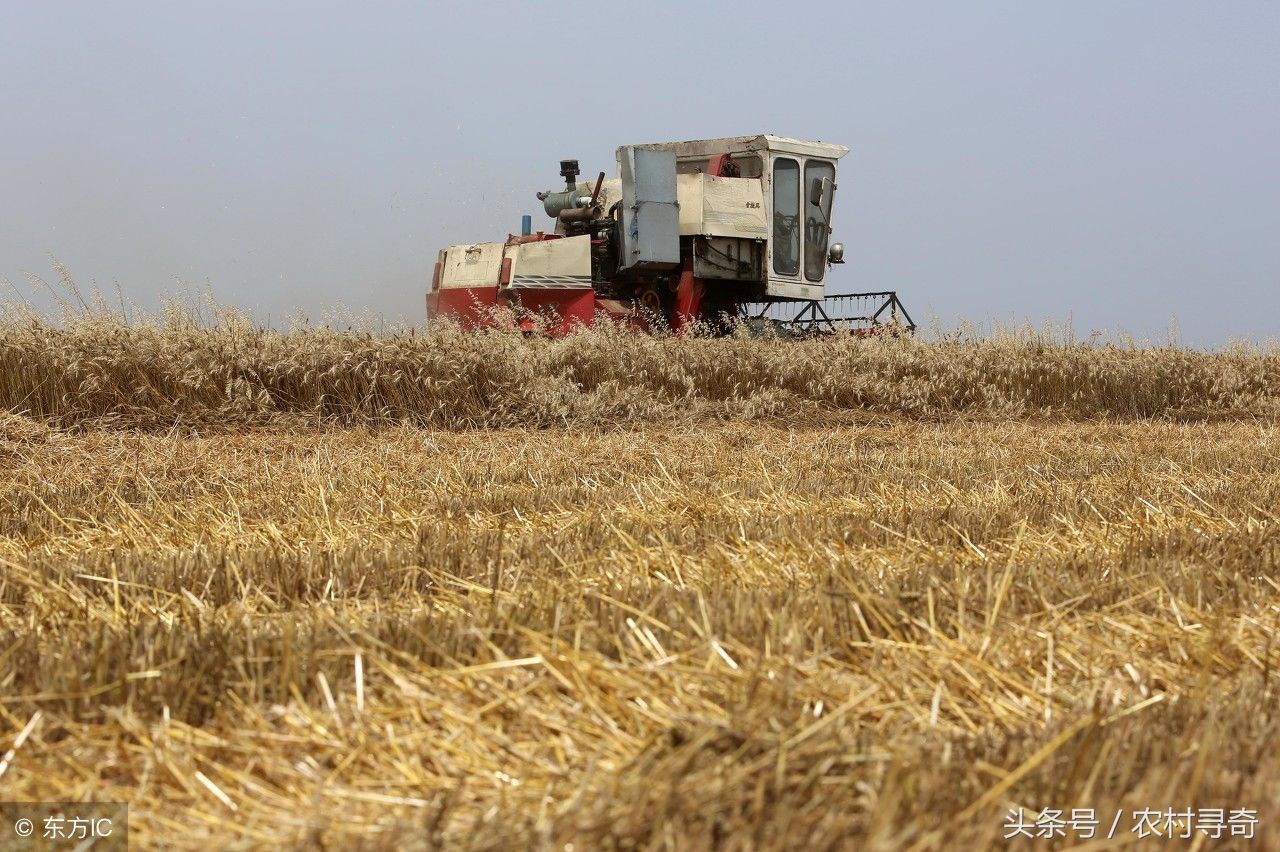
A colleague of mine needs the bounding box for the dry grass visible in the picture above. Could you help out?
[2,306,1278,428]
[0,310,1277,849]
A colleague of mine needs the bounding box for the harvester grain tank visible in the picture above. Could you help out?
[427,135,913,335]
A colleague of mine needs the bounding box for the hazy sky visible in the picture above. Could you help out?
[3,2,1277,345]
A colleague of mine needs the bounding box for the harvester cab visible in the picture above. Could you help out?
[427,134,913,336]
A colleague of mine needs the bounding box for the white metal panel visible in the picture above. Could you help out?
[675,174,767,238]
[764,278,825,300]
[508,235,592,289]
[618,147,681,271]
[440,242,504,290]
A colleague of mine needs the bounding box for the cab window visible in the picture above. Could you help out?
[804,160,835,281]
[772,158,800,275]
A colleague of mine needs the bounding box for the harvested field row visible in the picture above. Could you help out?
[1,413,1277,848]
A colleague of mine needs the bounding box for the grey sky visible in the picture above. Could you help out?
[3,2,1277,345]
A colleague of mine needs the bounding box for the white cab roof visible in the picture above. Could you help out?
[626,134,849,161]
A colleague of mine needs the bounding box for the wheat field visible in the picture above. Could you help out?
[0,307,1277,849]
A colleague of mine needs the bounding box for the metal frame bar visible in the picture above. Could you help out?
[741,291,917,336]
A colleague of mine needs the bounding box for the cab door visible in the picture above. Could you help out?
[765,156,825,300]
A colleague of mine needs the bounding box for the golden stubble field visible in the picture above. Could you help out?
[0,316,1278,849]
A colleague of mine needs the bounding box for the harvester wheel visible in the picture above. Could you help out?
[638,286,662,316]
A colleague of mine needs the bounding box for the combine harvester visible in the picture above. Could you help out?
[428,135,914,336]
